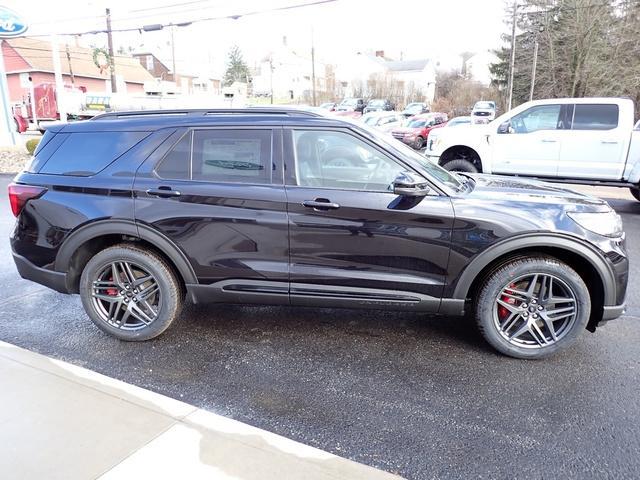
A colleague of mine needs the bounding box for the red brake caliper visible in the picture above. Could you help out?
[106,276,118,296]
[498,282,517,320]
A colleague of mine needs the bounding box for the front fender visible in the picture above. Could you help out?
[451,233,618,306]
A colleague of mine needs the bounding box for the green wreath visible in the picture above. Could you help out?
[92,47,112,74]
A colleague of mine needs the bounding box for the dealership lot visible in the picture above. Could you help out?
[0,174,638,479]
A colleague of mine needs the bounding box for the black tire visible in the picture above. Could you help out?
[443,158,478,173]
[80,244,183,341]
[630,187,640,202]
[475,256,590,359]
[413,136,425,150]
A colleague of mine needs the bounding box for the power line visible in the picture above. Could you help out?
[25,0,339,37]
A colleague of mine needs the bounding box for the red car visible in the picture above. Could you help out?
[390,113,448,149]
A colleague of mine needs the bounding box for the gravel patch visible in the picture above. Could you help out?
[0,148,30,174]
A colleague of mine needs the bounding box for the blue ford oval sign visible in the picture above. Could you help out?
[0,6,27,37]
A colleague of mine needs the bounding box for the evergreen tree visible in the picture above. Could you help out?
[223,45,251,87]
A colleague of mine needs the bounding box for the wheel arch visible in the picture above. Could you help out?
[438,145,483,172]
[55,220,198,293]
[453,234,615,331]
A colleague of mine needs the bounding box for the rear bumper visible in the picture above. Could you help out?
[12,253,69,294]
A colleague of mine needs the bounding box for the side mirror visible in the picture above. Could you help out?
[497,121,512,134]
[393,171,431,197]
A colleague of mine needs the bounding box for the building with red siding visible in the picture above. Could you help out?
[2,37,154,103]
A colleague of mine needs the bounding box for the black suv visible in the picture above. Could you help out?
[9,108,628,359]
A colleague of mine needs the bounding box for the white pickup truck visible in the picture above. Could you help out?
[426,97,640,201]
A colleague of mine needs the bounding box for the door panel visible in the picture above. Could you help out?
[284,128,454,311]
[558,103,629,180]
[133,128,289,299]
[491,104,563,176]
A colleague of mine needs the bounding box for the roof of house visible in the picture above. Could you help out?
[132,52,171,71]
[385,59,431,72]
[4,37,154,84]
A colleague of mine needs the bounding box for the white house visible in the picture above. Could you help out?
[465,51,499,86]
[251,37,327,101]
[336,51,437,105]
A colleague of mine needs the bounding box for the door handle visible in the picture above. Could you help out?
[146,186,181,198]
[601,140,619,144]
[302,199,340,210]
[540,139,557,143]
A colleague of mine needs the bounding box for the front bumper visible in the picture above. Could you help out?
[602,303,626,322]
[12,253,69,294]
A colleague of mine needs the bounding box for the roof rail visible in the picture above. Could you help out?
[91,107,324,120]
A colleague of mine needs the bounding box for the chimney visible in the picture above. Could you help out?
[375,50,384,58]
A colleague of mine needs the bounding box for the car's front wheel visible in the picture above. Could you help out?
[80,244,183,341]
[413,136,425,149]
[475,256,590,359]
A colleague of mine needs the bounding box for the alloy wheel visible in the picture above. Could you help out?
[493,273,578,349]
[90,261,161,330]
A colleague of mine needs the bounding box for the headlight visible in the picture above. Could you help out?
[567,211,623,237]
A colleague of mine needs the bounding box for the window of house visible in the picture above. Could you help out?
[292,130,404,191]
[146,55,154,71]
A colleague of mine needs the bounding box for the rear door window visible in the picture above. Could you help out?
[192,129,272,183]
[155,129,273,184]
[572,104,619,130]
[39,131,149,176]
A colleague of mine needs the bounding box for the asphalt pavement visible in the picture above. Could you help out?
[1,174,639,480]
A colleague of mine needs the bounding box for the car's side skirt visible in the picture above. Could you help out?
[186,279,466,315]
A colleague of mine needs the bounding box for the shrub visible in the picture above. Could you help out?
[25,138,40,155]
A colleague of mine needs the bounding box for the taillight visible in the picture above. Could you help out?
[8,183,47,217]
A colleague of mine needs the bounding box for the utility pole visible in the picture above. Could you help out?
[529,38,538,102]
[171,25,177,87]
[269,55,274,105]
[311,27,316,107]
[65,45,75,85]
[529,25,543,102]
[506,0,517,111]
[105,8,117,93]
[51,34,67,122]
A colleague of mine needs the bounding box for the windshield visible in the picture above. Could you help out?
[368,99,385,107]
[474,101,494,110]
[352,120,463,191]
[408,119,428,128]
[449,117,470,126]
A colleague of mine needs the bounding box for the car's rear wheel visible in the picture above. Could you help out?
[630,187,640,202]
[80,244,183,341]
[443,159,478,173]
[475,256,590,359]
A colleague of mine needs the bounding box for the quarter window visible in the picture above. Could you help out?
[572,104,619,130]
[292,130,404,191]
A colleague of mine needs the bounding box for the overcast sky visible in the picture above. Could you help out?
[7,0,508,76]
